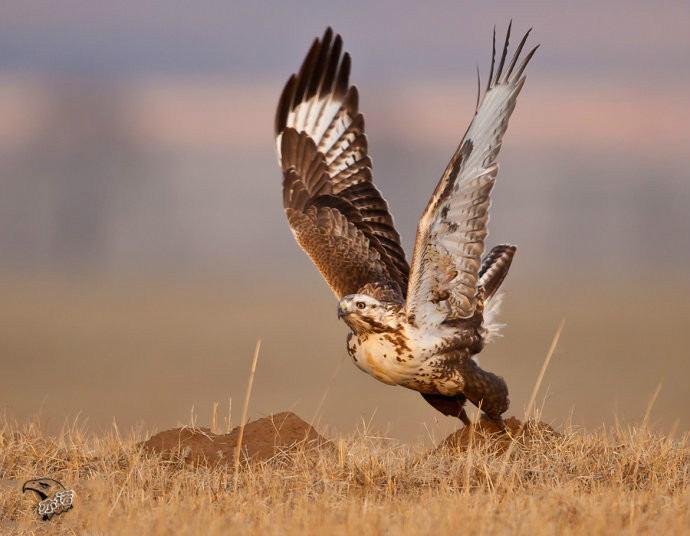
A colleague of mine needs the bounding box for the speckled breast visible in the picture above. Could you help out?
[346,331,419,386]
[345,324,471,395]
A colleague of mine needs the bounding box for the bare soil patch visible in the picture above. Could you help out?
[142,412,559,467]
[141,411,330,465]
[438,416,561,452]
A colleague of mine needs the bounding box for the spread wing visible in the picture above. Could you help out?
[405,23,538,324]
[275,28,409,301]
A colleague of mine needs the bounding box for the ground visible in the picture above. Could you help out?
[0,411,688,535]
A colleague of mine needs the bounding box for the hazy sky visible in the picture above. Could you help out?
[1,0,688,81]
[0,0,688,278]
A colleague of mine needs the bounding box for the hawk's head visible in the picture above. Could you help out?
[338,294,400,334]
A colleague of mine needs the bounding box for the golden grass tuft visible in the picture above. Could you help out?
[0,410,688,535]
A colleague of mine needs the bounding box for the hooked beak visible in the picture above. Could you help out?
[337,305,346,320]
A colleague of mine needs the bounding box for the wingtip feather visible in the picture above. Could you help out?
[487,26,497,92]
[494,21,512,84]
[512,44,539,80]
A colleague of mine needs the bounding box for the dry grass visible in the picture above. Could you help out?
[1,411,688,535]
[1,282,688,533]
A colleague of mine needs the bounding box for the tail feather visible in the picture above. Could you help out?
[483,291,505,343]
[479,244,516,343]
[479,244,516,299]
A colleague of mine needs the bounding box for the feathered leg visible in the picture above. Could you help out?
[420,393,472,425]
[457,357,509,430]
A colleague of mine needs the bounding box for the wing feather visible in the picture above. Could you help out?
[275,29,409,301]
[405,24,537,323]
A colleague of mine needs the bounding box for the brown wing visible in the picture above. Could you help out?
[405,24,537,324]
[276,28,409,301]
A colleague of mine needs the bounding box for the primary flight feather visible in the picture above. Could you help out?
[274,24,537,427]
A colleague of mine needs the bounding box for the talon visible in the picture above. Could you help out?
[481,412,507,432]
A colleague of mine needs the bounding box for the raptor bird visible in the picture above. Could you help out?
[274,24,537,427]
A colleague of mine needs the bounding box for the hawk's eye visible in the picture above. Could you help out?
[356,301,366,310]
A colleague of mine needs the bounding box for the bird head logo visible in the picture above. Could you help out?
[22,478,74,521]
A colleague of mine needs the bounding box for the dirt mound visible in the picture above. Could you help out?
[438,416,560,453]
[141,411,330,465]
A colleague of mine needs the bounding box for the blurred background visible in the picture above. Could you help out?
[1,0,688,443]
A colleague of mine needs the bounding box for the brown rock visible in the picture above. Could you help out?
[141,411,330,465]
[438,416,560,453]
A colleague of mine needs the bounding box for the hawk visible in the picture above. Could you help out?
[274,24,537,428]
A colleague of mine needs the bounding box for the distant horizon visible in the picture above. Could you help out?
[0,70,687,276]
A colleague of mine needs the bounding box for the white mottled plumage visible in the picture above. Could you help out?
[406,25,537,325]
[340,295,457,390]
[274,25,537,426]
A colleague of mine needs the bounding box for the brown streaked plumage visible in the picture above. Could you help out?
[274,24,537,428]
[276,27,408,302]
